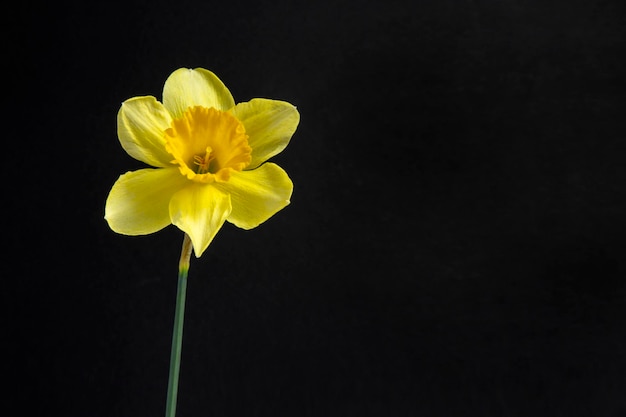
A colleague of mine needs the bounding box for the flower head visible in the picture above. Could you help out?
[105,68,299,257]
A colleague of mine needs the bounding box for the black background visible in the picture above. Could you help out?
[9,0,626,415]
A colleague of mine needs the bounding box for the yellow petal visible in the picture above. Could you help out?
[117,96,174,167]
[105,168,188,235]
[230,99,300,169]
[169,183,232,257]
[162,68,236,119]
[217,163,293,230]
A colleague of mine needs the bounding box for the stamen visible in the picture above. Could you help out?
[193,147,214,174]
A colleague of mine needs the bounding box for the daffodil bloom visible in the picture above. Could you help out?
[105,68,299,257]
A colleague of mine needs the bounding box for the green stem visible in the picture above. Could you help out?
[165,234,193,417]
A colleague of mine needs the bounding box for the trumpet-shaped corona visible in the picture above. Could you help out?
[165,106,252,183]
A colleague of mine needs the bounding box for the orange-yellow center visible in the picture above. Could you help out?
[164,106,251,183]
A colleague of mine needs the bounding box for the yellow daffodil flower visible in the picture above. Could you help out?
[105,68,299,257]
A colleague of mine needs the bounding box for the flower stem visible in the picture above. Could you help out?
[165,233,193,417]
